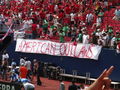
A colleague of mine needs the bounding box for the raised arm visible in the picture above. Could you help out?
[86,66,114,90]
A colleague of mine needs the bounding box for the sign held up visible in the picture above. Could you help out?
[15,39,102,60]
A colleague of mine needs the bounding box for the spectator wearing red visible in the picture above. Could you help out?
[39,9,46,20]
[19,63,28,79]
[31,12,38,23]
[71,2,80,13]
[63,16,71,25]
[64,5,71,15]
[58,10,64,20]
[32,23,38,39]
[48,3,55,13]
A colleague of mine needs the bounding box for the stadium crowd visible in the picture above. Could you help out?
[0,0,119,89]
[0,52,114,90]
[0,51,115,90]
[1,51,88,90]
[0,0,120,51]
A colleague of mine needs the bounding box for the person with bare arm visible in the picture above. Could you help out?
[86,66,114,90]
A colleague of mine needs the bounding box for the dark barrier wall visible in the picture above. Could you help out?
[6,41,120,81]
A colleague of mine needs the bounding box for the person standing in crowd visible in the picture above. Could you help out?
[68,81,77,90]
[0,15,3,30]
[36,61,42,86]
[59,79,65,90]
[113,7,120,20]
[20,56,26,66]
[86,11,94,26]
[19,63,28,79]
[82,29,90,44]
[2,51,9,61]
[10,64,18,82]
[25,58,32,81]
[32,23,38,39]
[32,59,38,82]
[77,30,83,43]
[71,30,77,42]
[2,58,8,80]
[19,63,35,90]
[59,30,65,43]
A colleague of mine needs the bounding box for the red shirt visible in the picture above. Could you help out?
[63,17,70,24]
[58,12,64,19]
[48,4,54,13]
[39,11,46,19]
[19,66,28,78]
[64,6,71,14]
[32,24,37,31]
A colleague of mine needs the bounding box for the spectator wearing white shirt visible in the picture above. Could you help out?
[0,15,3,30]
[22,18,33,31]
[82,30,90,44]
[96,17,102,27]
[95,29,102,37]
[25,59,32,80]
[20,56,26,66]
[113,7,120,20]
[110,36,116,49]
[59,79,65,90]
[86,12,94,25]
[101,32,107,46]
[2,51,9,61]
[70,12,76,24]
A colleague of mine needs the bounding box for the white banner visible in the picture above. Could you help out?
[15,39,102,60]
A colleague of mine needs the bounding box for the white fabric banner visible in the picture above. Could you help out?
[15,39,102,60]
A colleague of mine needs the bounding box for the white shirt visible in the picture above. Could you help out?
[95,31,102,37]
[23,20,33,29]
[25,61,31,70]
[23,82,35,90]
[54,5,58,11]
[82,34,89,44]
[20,58,25,66]
[2,53,9,61]
[70,13,75,21]
[111,37,115,47]
[96,17,101,26]
[86,13,94,22]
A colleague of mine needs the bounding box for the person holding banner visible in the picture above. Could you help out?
[59,30,65,43]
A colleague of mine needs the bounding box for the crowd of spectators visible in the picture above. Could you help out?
[1,51,90,89]
[0,51,115,89]
[0,51,64,84]
[0,52,56,89]
[0,0,120,50]
[0,51,89,90]
[0,1,119,90]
